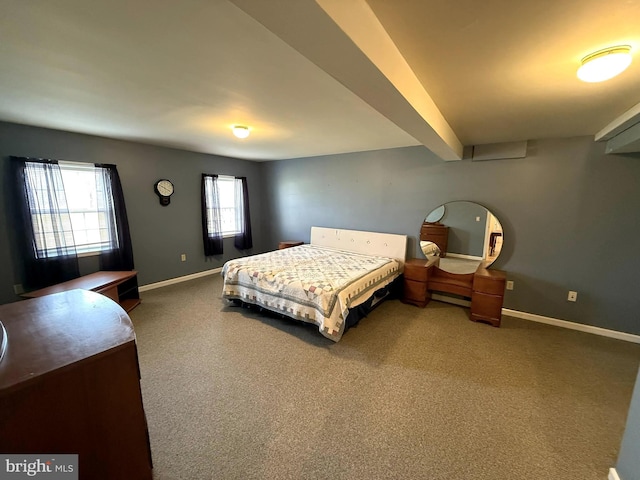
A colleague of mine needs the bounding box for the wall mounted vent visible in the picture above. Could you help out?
[470,141,528,161]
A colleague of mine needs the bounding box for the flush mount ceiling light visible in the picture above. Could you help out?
[232,125,250,139]
[577,45,632,83]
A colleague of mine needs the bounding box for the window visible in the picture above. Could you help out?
[216,175,241,236]
[204,175,242,237]
[202,174,252,256]
[26,161,119,257]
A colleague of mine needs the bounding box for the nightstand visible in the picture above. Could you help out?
[402,258,432,308]
[278,241,304,250]
[470,267,506,327]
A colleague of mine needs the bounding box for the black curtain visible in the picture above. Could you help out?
[10,156,80,290]
[96,164,135,271]
[234,176,253,250]
[201,174,223,256]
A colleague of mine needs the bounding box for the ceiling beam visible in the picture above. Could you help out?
[229,0,463,161]
[595,100,640,142]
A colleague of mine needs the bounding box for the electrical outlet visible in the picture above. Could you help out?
[181,254,187,262]
[568,291,578,302]
[13,284,24,295]
[506,280,514,291]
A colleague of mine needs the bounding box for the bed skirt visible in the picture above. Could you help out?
[226,276,403,335]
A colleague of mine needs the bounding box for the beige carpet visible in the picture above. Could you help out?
[129,274,640,480]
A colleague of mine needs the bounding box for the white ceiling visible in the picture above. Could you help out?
[0,0,639,161]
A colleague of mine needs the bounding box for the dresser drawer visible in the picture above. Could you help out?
[403,278,429,308]
[420,225,449,235]
[471,292,504,326]
[473,272,506,295]
[420,229,448,241]
[420,232,447,244]
[404,262,429,282]
[404,278,427,300]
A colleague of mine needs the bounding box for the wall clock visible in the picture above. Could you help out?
[154,179,174,206]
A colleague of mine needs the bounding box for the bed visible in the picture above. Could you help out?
[221,227,407,341]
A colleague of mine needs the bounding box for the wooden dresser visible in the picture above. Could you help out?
[420,223,449,257]
[0,290,153,479]
[402,261,507,327]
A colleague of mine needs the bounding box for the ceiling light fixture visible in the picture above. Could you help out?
[577,45,632,83]
[232,125,250,138]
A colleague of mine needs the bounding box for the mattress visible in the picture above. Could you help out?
[221,244,401,341]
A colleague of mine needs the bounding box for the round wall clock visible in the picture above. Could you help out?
[154,179,174,206]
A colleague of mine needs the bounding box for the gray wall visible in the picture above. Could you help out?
[440,201,486,257]
[0,122,269,303]
[261,137,640,335]
[617,365,640,480]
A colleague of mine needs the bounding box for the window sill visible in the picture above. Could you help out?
[77,250,102,258]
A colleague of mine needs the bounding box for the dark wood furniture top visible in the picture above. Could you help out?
[1,290,135,392]
[420,223,449,257]
[279,241,304,250]
[0,290,153,479]
[22,270,141,312]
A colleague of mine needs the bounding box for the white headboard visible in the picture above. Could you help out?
[310,226,407,270]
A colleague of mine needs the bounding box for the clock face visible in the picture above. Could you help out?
[156,179,174,196]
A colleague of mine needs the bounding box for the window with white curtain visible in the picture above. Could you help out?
[206,175,242,237]
[27,161,119,256]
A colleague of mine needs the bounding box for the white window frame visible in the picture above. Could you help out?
[30,161,118,257]
[213,175,241,238]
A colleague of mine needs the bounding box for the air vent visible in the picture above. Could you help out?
[471,141,528,161]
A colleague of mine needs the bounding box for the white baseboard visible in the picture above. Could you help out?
[430,295,640,344]
[502,309,640,344]
[139,267,222,292]
[609,467,621,480]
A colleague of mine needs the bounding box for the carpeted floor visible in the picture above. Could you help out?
[129,274,640,480]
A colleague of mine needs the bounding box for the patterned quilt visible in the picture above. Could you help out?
[221,244,401,341]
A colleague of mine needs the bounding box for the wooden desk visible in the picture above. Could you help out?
[22,270,141,312]
[0,290,153,479]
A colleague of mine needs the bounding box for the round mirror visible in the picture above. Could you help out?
[425,205,445,223]
[420,201,503,274]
